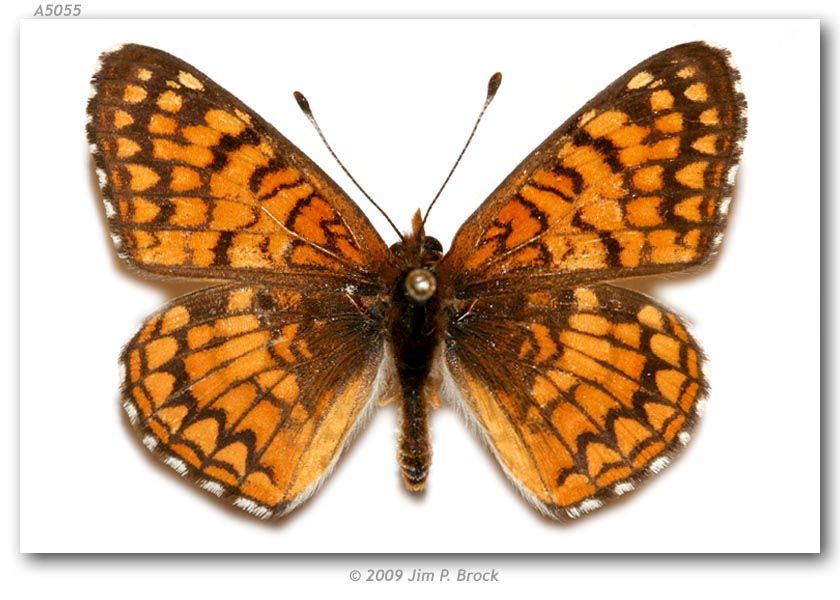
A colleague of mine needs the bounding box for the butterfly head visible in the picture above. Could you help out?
[388,210,444,303]
[389,210,443,265]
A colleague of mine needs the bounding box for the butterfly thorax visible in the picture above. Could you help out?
[385,212,445,491]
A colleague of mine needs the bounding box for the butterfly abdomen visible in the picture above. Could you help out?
[399,387,432,490]
[387,262,442,491]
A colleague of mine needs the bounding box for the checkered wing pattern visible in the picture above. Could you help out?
[121,283,389,518]
[88,45,396,518]
[443,284,705,519]
[439,42,746,293]
[439,42,745,519]
[87,44,389,284]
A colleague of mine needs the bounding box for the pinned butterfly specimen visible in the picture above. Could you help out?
[86,42,746,520]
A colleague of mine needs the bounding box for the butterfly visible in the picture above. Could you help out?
[86,41,746,521]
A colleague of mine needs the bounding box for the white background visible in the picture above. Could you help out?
[5,1,834,596]
[18,18,819,554]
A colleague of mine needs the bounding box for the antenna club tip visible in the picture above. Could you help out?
[293,91,312,115]
[487,72,503,98]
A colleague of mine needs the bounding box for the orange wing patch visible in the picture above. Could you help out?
[121,283,390,518]
[88,44,388,282]
[442,284,705,519]
[440,42,745,290]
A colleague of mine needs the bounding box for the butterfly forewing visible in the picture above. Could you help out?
[438,42,746,293]
[87,44,389,283]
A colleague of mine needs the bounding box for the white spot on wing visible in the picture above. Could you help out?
[95,167,107,188]
[122,400,138,425]
[565,498,603,519]
[613,481,635,496]
[695,398,707,416]
[200,480,225,497]
[104,200,116,218]
[678,431,692,445]
[233,497,273,519]
[89,143,98,155]
[142,435,158,451]
[726,165,740,185]
[649,456,671,474]
[165,456,188,476]
[719,197,732,216]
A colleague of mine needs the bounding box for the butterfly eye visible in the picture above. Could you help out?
[422,237,443,254]
[390,241,405,257]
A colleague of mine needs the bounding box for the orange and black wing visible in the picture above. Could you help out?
[87,44,389,284]
[441,284,705,519]
[121,283,392,518]
[438,42,745,519]
[438,42,746,293]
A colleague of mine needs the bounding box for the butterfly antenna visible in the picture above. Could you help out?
[422,72,502,227]
[294,91,404,242]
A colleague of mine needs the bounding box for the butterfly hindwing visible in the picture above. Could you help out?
[87,44,389,283]
[438,42,746,293]
[122,283,391,518]
[441,284,705,519]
